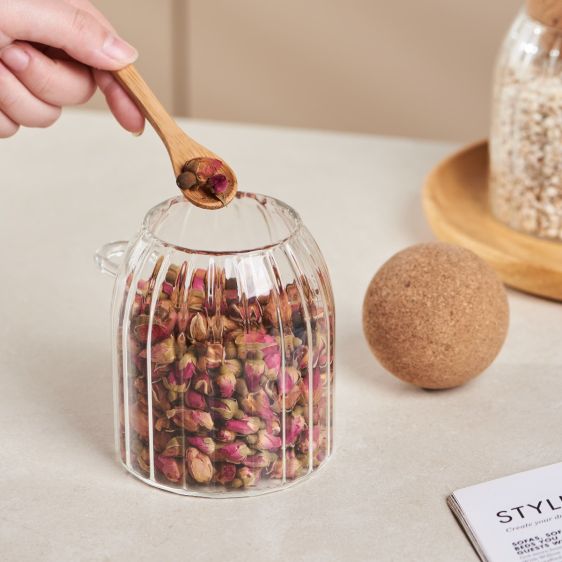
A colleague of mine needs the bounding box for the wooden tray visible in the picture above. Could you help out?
[422,141,562,301]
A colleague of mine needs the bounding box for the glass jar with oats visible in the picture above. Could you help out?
[490,0,562,241]
[95,193,335,497]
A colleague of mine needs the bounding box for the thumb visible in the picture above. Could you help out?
[1,0,137,70]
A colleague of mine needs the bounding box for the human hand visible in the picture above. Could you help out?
[0,0,145,138]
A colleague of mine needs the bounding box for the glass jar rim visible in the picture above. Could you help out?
[141,192,303,256]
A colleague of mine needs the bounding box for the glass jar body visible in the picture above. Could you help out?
[490,9,562,240]
[101,194,335,497]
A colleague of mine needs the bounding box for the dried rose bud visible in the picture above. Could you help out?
[165,265,179,284]
[244,451,277,469]
[220,359,242,378]
[270,450,303,480]
[216,428,237,443]
[155,455,184,483]
[176,352,197,382]
[225,340,237,359]
[214,463,237,485]
[189,313,208,342]
[277,383,302,412]
[153,430,171,453]
[192,371,213,395]
[162,436,186,457]
[205,342,224,369]
[177,303,189,333]
[155,415,171,431]
[237,466,261,487]
[215,441,252,463]
[186,447,214,484]
[137,447,150,473]
[264,351,281,379]
[216,370,236,398]
[131,405,149,439]
[225,415,261,435]
[175,332,187,356]
[286,414,306,446]
[176,170,198,191]
[278,367,300,393]
[152,382,172,411]
[185,389,207,410]
[163,370,188,394]
[186,436,216,455]
[235,377,249,398]
[230,478,243,489]
[169,407,214,432]
[139,335,176,365]
[241,390,274,420]
[191,268,206,291]
[162,281,174,297]
[244,359,265,391]
[209,397,239,420]
[255,429,282,451]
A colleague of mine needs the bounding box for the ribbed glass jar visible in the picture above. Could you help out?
[490,6,562,241]
[95,193,335,497]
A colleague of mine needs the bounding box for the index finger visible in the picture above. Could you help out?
[0,0,137,69]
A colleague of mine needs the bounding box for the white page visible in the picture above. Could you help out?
[450,463,562,562]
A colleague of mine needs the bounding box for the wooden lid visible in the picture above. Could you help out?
[527,0,562,29]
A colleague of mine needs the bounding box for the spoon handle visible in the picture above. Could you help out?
[113,65,204,175]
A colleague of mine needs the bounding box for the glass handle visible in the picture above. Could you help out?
[94,241,129,278]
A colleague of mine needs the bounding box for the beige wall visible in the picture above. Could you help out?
[89,0,521,141]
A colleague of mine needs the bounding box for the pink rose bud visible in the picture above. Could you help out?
[186,447,214,484]
[278,367,300,393]
[208,174,228,194]
[220,359,242,378]
[169,408,214,432]
[255,429,282,451]
[185,389,207,410]
[237,466,261,487]
[162,437,185,457]
[244,451,277,469]
[216,371,236,398]
[209,398,239,420]
[130,405,149,439]
[205,342,224,369]
[191,269,206,291]
[225,416,261,435]
[244,359,265,391]
[286,414,306,446]
[155,455,184,483]
[215,441,252,464]
[177,352,197,382]
[214,462,237,485]
[264,351,281,378]
[193,372,213,395]
[190,312,208,342]
[177,303,189,333]
[241,390,275,421]
[186,436,216,455]
[139,335,176,365]
[216,428,237,443]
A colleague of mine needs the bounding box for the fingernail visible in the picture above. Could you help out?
[102,35,138,63]
[1,46,30,72]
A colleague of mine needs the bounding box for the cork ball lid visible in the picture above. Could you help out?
[362,243,509,389]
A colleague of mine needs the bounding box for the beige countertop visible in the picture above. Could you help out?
[0,110,560,562]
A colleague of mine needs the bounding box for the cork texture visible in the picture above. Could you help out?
[362,243,509,389]
[527,0,562,29]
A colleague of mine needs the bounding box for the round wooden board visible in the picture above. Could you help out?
[422,141,562,301]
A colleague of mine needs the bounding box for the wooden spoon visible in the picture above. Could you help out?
[113,65,237,210]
